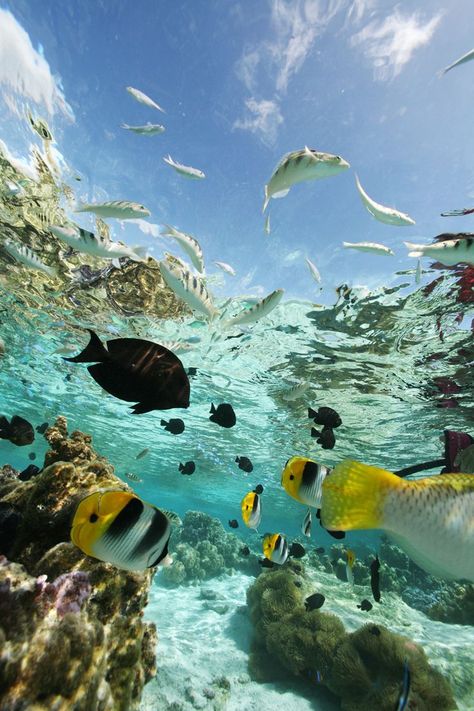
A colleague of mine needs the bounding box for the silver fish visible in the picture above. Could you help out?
[213,261,236,276]
[163,155,205,179]
[224,289,284,328]
[355,175,415,226]
[2,239,56,278]
[282,380,311,402]
[305,257,321,284]
[343,241,395,256]
[405,236,474,266]
[50,225,147,263]
[75,200,151,220]
[159,259,218,319]
[126,86,165,113]
[264,214,271,234]
[121,122,165,135]
[125,472,143,483]
[442,47,474,75]
[161,224,204,273]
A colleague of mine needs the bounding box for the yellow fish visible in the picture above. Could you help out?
[281,456,331,507]
[241,491,261,530]
[263,533,289,565]
[321,460,474,581]
[345,549,356,585]
[71,490,172,571]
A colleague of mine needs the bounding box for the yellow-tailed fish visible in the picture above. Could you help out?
[241,491,261,530]
[263,533,289,565]
[71,490,172,571]
[321,460,474,581]
[345,549,355,585]
[281,456,331,508]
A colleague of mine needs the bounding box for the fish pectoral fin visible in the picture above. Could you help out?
[272,189,290,199]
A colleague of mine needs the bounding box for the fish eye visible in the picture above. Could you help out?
[89,513,98,523]
[289,474,294,481]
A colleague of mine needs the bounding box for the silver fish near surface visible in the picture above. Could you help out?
[159,259,218,319]
[121,122,165,135]
[355,175,415,226]
[263,146,349,212]
[224,288,284,328]
[163,155,205,179]
[50,225,147,263]
[2,239,56,278]
[75,200,151,220]
[161,224,204,273]
[442,47,474,75]
[213,261,236,276]
[343,241,395,256]
[305,257,321,284]
[405,236,474,266]
[126,86,165,113]
[264,213,271,234]
[282,380,310,402]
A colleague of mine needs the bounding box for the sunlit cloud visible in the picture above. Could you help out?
[233,98,283,146]
[351,10,442,80]
[282,249,303,264]
[127,219,161,237]
[0,8,73,119]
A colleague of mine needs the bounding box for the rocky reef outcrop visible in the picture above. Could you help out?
[0,416,157,710]
[246,563,457,711]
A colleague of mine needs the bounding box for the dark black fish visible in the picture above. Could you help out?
[369,625,380,637]
[357,599,373,612]
[316,508,345,539]
[178,461,195,475]
[315,546,325,555]
[64,330,190,414]
[289,542,306,558]
[308,406,342,429]
[294,580,302,588]
[186,367,198,377]
[0,503,22,556]
[18,464,40,481]
[240,545,250,556]
[253,484,264,495]
[370,556,381,602]
[28,452,36,461]
[311,426,335,449]
[305,593,325,611]
[160,418,185,435]
[0,415,35,446]
[228,519,239,529]
[64,373,72,382]
[209,403,236,428]
[258,558,274,568]
[36,422,49,434]
[235,456,253,473]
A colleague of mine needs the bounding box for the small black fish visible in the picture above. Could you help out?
[28,452,36,461]
[64,373,72,382]
[308,406,342,429]
[36,422,49,434]
[0,503,22,556]
[370,555,381,603]
[160,418,185,435]
[187,367,198,377]
[228,519,239,529]
[316,508,346,539]
[357,599,373,612]
[64,330,190,414]
[289,542,306,558]
[369,625,380,637]
[235,456,253,473]
[294,580,302,588]
[258,558,274,568]
[18,464,40,481]
[253,484,264,495]
[315,546,325,555]
[311,426,335,449]
[240,545,250,556]
[305,593,325,611]
[209,403,236,428]
[0,415,35,446]
[178,461,195,475]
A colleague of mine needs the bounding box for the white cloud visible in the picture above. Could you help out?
[351,10,442,80]
[127,219,161,237]
[0,9,73,119]
[282,249,303,264]
[233,98,283,146]
[0,139,38,180]
[235,49,261,92]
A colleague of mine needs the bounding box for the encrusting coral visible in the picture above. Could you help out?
[0,417,157,710]
[246,563,457,711]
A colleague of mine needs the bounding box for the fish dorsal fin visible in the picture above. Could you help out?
[96,218,111,243]
[106,338,181,369]
[160,509,182,527]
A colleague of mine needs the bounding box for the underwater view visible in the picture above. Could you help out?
[0,1,473,709]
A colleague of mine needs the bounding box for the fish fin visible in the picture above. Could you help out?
[0,416,11,439]
[159,553,173,567]
[272,189,290,199]
[178,463,183,471]
[210,403,216,414]
[262,186,269,213]
[63,330,108,363]
[129,401,156,414]
[321,459,402,531]
[308,407,318,419]
[404,242,424,257]
[235,457,239,463]
[130,246,148,262]
[311,427,320,438]
[160,420,167,426]
[111,259,122,269]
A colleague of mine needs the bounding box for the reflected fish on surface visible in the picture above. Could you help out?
[305,257,321,284]
[302,509,312,537]
[179,461,195,475]
[2,239,57,278]
[163,155,205,179]
[320,459,474,581]
[235,456,253,473]
[121,122,165,135]
[282,380,310,402]
[135,448,149,460]
[126,86,165,112]
[263,533,289,565]
[159,260,218,319]
[71,490,172,571]
[224,288,284,328]
[355,175,415,226]
[442,47,474,74]
[209,403,236,428]
[50,224,148,263]
[0,415,34,446]
[75,200,150,220]
[311,426,335,449]
[213,261,236,276]
[345,549,355,585]
[241,491,261,530]
[343,241,395,256]
[161,224,204,273]
[308,406,341,429]
[415,259,422,284]
[305,592,325,610]
[64,330,190,414]
[405,235,474,266]
[263,147,350,212]
[160,418,185,435]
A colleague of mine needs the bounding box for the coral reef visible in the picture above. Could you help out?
[427,584,474,626]
[247,563,457,711]
[160,510,258,586]
[0,416,157,710]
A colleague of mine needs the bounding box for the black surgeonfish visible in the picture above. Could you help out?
[289,542,306,558]
[228,519,239,529]
[305,592,325,610]
[64,330,190,414]
[70,490,172,571]
[370,555,381,602]
[357,599,373,611]
[19,464,40,481]
[308,406,342,429]
[311,427,335,449]
[209,403,236,428]
[160,418,185,435]
[36,422,49,434]
[179,461,195,475]
[235,456,253,473]
[0,415,35,446]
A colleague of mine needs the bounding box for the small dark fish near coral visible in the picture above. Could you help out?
[289,542,306,558]
[308,406,342,429]
[18,464,40,481]
[396,659,411,711]
[179,461,195,475]
[64,330,190,414]
[258,558,274,568]
[235,455,253,473]
[71,490,173,571]
[240,545,250,556]
[28,452,36,461]
[160,418,185,435]
[0,415,35,446]
[357,599,373,612]
[209,403,236,428]
[36,421,49,434]
[305,592,325,610]
[228,519,239,529]
[253,484,264,495]
[311,426,335,449]
[370,555,381,602]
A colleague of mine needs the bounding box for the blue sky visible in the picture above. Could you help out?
[1,0,474,303]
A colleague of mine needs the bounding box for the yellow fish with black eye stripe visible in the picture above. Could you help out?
[71,490,173,571]
[281,456,331,508]
[241,491,261,530]
[263,533,289,565]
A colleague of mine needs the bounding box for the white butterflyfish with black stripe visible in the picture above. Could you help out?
[405,235,474,266]
[301,509,312,537]
[161,224,204,273]
[282,380,311,402]
[306,257,321,284]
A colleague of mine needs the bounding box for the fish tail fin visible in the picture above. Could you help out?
[311,427,320,438]
[210,403,216,414]
[178,463,183,472]
[0,416,11,439]
[63,330,108,363]
[235,457,239,463]
[404,242,424,258]
[308,407,318,419]
[321,459,403,531]
[262,186,270,214]
[160,420,167,426]
[130,401,154,414]
[130,246,148,262]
